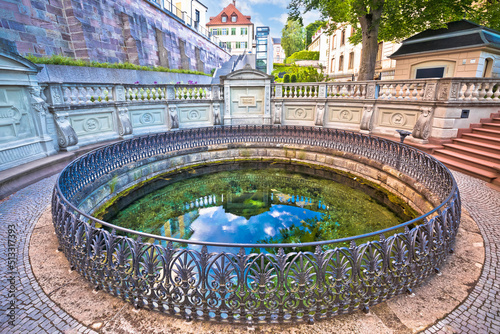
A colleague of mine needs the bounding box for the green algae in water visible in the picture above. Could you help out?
[108,168,412,251]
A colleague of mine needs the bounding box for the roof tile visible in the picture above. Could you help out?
[206,3,253,26]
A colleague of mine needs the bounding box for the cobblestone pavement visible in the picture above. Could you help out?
[423,171,500,334]
[0,171,498,333]
[0,175,94,334]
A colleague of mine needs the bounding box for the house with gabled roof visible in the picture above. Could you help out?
[206,1,254,55]
[390,20,500,79]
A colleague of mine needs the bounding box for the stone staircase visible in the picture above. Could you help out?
[432,112,500,186]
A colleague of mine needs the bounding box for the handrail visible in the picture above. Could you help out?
[55,125,457,248]
[52,125,461,324]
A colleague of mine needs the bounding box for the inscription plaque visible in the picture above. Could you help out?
[239,96,256,107]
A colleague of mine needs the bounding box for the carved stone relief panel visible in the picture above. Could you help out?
[70,112,114,137]
[377,108,419,130]
[0,87,36,143]
[285,105,315,121]
[130,108,165,128]
[178,104,210,123]
[328,107,362,124]
[230,87,265,115]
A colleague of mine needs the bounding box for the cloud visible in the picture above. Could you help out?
[270,13,288,26]
[302,9,323,26]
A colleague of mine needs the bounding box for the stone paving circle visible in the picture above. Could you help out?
[0,171,499,333]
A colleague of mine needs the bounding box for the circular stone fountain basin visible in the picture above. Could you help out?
[99,164,418,253]
[52,126,460,324]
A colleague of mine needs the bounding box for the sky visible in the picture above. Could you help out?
[201,0,322,39]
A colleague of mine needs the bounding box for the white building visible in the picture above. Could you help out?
[318,24,399,80]
[206,1,254,55]
[272,38,285,64]
[308,26,329,67]
[161,0,208,34]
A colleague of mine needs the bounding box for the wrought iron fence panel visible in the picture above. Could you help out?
[52,125,460,323]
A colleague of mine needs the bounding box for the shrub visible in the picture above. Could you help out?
[285,50,320,64]
[290,74,297,83]
[283,74,290,83]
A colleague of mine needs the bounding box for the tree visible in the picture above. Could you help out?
[288,0,500,81]
[305,20,327,46]
[281,19,305,59]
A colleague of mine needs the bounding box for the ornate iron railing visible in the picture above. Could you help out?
[52,125,460,324]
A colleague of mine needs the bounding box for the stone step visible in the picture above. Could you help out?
[452,138,500,155]
[433,149,500,174]
[472,127,500,138]
[461,133,500,145]
[482,122,500,130]
[491,118,500,124]
[433,155,498,183]
[442,143,500,164]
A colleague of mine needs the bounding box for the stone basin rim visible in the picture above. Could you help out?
[54,125,459,249]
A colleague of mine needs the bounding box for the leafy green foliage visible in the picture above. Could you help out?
[25,54,211,76]
[288,0,500,80]
[286,50,320,64]
[305,20,327,46]
[281,19,305,58]
[273,64,327,83]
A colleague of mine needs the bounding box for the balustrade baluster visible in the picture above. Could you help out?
[379,84,387,99]
[485,83,494,99]
[493,84,500,100]
[471,83,479,100]
[463,82,472,100]
[478,83,487,101]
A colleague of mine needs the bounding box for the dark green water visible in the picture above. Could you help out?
[108,168,412,251]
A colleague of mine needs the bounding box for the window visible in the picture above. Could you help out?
[235,42,241,49]
[195,10,200,22]
[331,58,335,72]
[221,15,227,22]
[222,28,228,35]
[483,58,494,77]
[257,44,267,52]
[350,26,355,36]
[416,67,445,79]
[331,35,336,50]
[231,28,236,35]
[217,28,222,35]
[231,15,237,22]
[348,52,354,70]
[241,41,247,48]
[339,55,344,71]
[241,27,247,35]
[341,30,345,45]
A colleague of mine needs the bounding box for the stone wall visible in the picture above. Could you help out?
[0,0,230,72]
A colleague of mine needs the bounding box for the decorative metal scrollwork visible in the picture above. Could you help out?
[52,125,460,324]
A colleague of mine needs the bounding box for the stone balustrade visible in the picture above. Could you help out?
[38,75,500,156]
[3,57,499,173]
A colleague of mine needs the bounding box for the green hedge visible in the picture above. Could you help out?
[272,64,326,83]
[25,54,211,76]
[285,50,320,64]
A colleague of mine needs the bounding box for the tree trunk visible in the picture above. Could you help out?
[357,7,384,81]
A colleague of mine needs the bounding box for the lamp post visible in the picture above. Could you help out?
[396,129,411,170]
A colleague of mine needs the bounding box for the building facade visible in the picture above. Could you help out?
[390,20,500,79]
[273,38,285,64]
[312,24,399,81]
[160,0,207,33]
[255,27,273,75]
[206,1,254,55]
